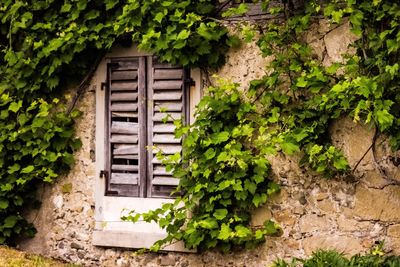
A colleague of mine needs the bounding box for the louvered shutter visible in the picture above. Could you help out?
[106,58,146,197]
[146,57,188,198]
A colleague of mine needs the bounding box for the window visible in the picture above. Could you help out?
[93,48,201,251]
[104,56,188,198]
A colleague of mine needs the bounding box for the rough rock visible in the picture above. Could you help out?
[303,235,364,256]
[299,214,331,233]
[324,21,359,64]
[354,185,400,222]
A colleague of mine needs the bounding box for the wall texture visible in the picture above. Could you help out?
[18,21,400,267]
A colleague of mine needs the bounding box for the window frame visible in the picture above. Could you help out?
[92,46,201,251]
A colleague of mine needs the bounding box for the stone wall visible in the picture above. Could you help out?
[18,21,400,267]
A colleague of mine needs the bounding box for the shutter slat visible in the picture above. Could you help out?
[153,112,182,121]
[112,165,138,171]
[152,156,162,164]
[153,91,182,101]
[110,173,138,185]
[154,102,183,111]
[113,144,138,154]
[111,135,138,144]
[153,81,183,90]
[111,112,138,118]
[111,93,138,101]
[153,134,181,144]
[111,70,138,81]
[153,166,172,175]
[111,122,138,134]
[152,177,180,186]
[152,61,178,69]
[154,145,182,154]
[112,60,139,70]
[111,82,138,91]
[110,103,138,112]
[153,69,183,80]
[153,123,176,133]
[113,154,138,160]
[152,156,181,164]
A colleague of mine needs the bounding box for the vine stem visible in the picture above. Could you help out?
[352,126,378,173]
[67,53,105,114]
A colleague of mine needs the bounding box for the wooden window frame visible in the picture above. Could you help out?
[93,47,201,251]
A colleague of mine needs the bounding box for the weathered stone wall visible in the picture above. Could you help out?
[18,21,400,267]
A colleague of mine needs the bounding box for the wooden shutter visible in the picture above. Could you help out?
[105,58,147,197]
[146,57,188,198]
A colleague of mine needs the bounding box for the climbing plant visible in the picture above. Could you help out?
[124,0,400,251]
[0,0,231,244]
[1,0,399,252]
[123,80,282,251]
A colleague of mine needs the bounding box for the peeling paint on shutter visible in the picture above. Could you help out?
[146,57,188,198]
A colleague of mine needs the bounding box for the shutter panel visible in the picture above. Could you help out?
[146,57,188,198]
[106,58,146,197]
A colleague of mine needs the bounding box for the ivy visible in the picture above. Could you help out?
[123,80,282,252]
[126,0,400,251]
[0,0,232,244]
[0,0,399,253]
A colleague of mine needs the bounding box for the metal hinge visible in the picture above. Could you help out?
[185,78,195,87]
[101,82,107,91]
[99,170,108,179]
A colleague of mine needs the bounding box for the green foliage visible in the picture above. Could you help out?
[1,0,400,253]
[123,80,282,251]
[246,0,400,176]
[0,0,231,244]
[125,0,400,252]
[272,247,400,267]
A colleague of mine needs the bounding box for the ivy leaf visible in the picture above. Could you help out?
[0,200,9,210]
[280,142,300,155]
[213,209,228,220]
[198,218,218,229]
[267,182,280,196]
[8,101,22,113]
[244,180,257,194]
[204,148,216,160]
[211,132,229,144]
[177,30,190,40]
[234,225,252,238]
[217,224,231,240]
[333,156,349,170]
[375,109,394,131]
[7,164,20,174]
[105,0,118,10]
[217,152,229,162]
[263,220,279,235]
[21,165,34,174]
[222,3,248,18]
[252,193,267,207]
[295,76,308,88]
[3,216,18,228]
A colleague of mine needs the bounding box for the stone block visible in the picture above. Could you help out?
[251,207,272,226]
[274,210,296,227]
[316,199,337,214]
[354,185,400,222]
[159,255,176,266]
[388,224,400,237]
[337,216,370,232]
[299,214,331,233]
[324,21,359,63]
[303,235,363,256]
